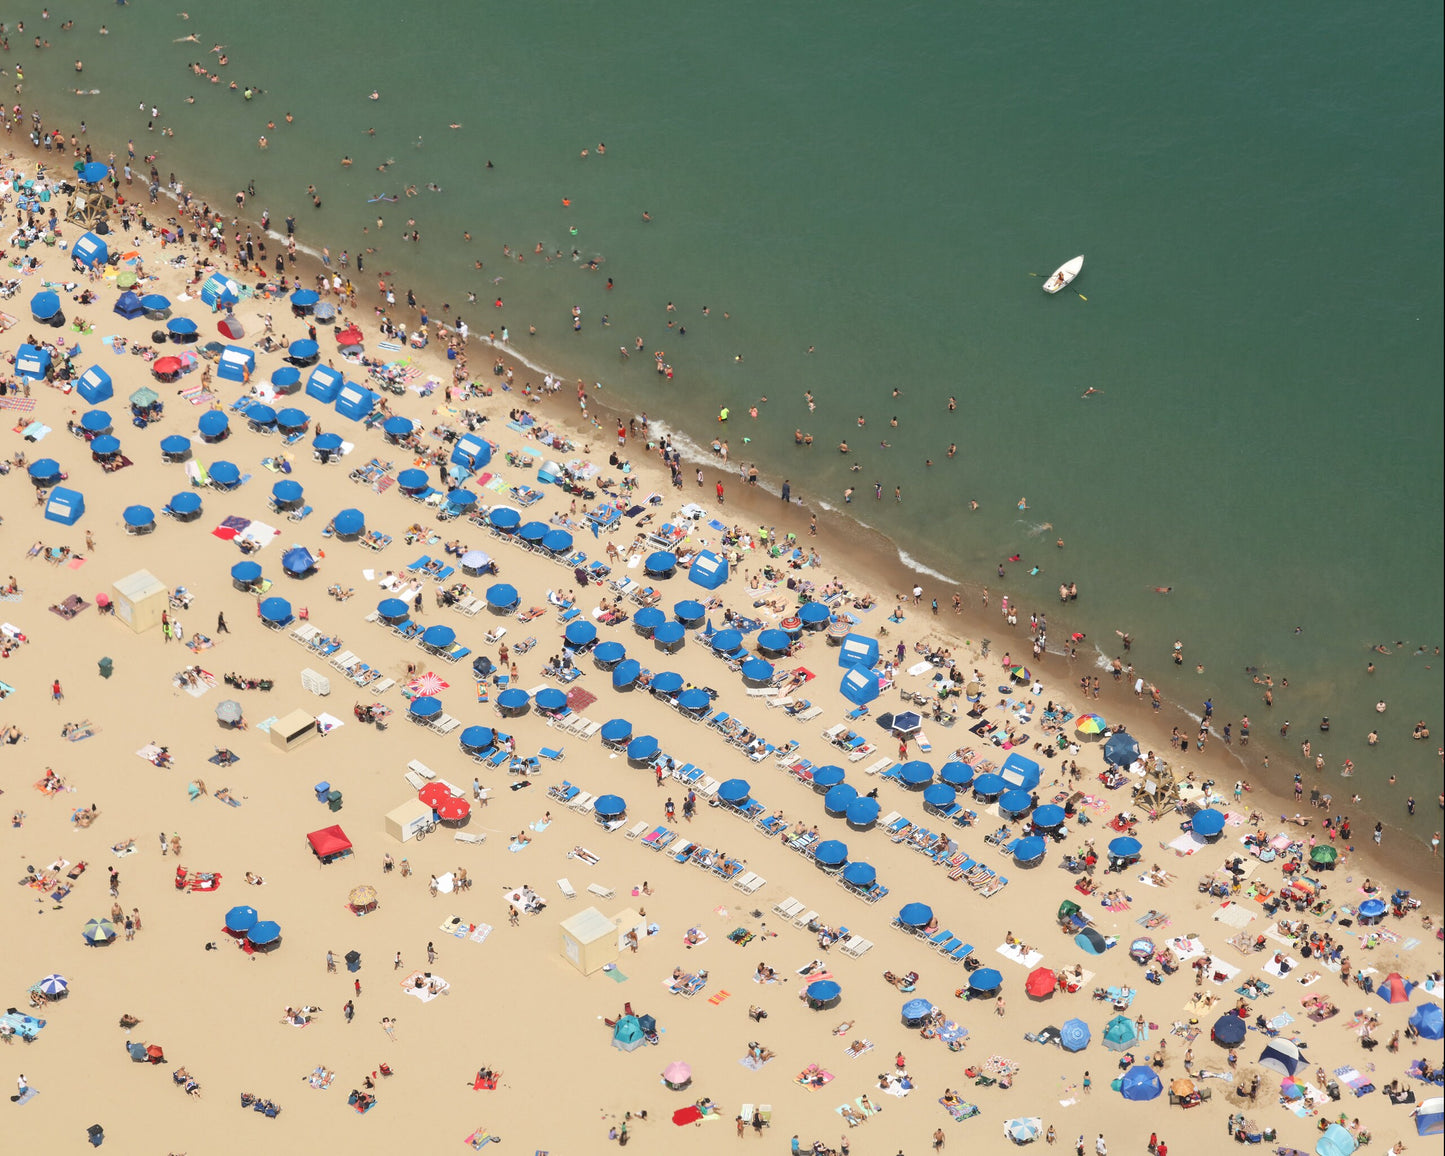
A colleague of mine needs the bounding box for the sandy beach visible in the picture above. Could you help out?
[0,133,1441,1156]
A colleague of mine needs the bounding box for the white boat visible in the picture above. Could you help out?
[1043,255,1084,294]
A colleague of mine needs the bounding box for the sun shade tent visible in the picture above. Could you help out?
[77,365,114,403]
[73,231,109,268]
[1317,1123,1359,1156]
[306,825,353,863]
[837,633,879,669]
[1102,1014,1137,1050]
[1414,1098,1444,1137]
[305,363,343,402]
[687,549,728,589]
[15,344,52,382]
[43,486,85,526]
[200,273,242,307]
[216,345,255,382]
[333,381,378,421]
[113,290,145,320]
[840,666,882,705]
[452,432,491,470]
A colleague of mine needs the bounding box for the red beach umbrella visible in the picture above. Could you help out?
[1025,966,1058,999]
[418,782,452,810]
[337,325,364,347]
[152,356,183,377]
[435,796,471,823]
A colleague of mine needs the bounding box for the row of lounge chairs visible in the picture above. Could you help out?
[287,623,397,695]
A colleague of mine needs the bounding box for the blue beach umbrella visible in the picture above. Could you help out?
[898,760,934,788]
[542,529,573,555]
[823,784,858,814]
[845,797,880,828]
[166,316,198,336]
[901,998,934,1023]
[534,687,568,713]
[594,795,627,819]
[813,840,848,868]
[281,546,315,575]
[122,505,155,529]
[160,434,191,458]
[486,583,519,610]
[710,628,743,653]
[643,550,676,577]
[197,410,229,440]
[756,628,791,656]
[611,659,641,688]
[923,782,957,810]
[1119,1066,1162,1101]
[382,414,414,439]
[626,735,660,762]
[397,468,429,492]
[676,687,710,714]
[409,696,443,719]
[258,597,292,624]
[459,725,494,752]
[1014,835,1048,864]
[225,905,258,934]
[740,657,774,684]
[82,917,117,944]
[653,621,686,651]
[209,460,241,487]
[246,921,282,947]
[275,407,310,431]
[841,861,876,888]
[972,773,1006,800]
[633,606,666,635]
[600,719,633,744]
[1191,809,1226,840]
[421,624,456,650]
[231,561,263,586]
[140,293,171,313]
[1031,803,1066,831]
[377,597,408,622]
[1359,897,1387,920]
[799,600,832,629]
[518,520,548,544]
[272,479,303,506]
[716,778,751,804]
[290,289,319,308]
[897,902,932,929]
[1061,1018,1092,1052]
[246,404,278,428]
[168,491,201,517]
[332,508,366,537]
[270,365,301,389]
[90,434,121,457]
[1211,1013,1247,1047]
[650,671,684,696]
[489,506,520,530]
[28,458,62,483]
[81,409,112,433]
[80,161,110,184]
[939,761,974,788]
[811,765,846,790]
[497,687,530,713]
[287,339,319,363]
[968,968,1004,997]
[593,640,626,667]
[806,980,841,1004]
[1108,836,1142,859]
[566,621,599,648]
[999,789,1034,818]
[1104,732,1141,767]
[312,432,343,454]
[673,599,705,626]
[31,290,61,320]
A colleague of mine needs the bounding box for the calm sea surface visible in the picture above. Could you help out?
[17,1,1443,839]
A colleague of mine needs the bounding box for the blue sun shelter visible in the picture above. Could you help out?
[77,364,114,404]
[72,231,109,270]
[837,633,879,670]
[15,344,52,383]
[451,432,492,473]
[43,485,86,526]
[688,549,729,590]
[305,363,343,403]
[841,666,883,706]
[999,752,1041,792]
[217,345,255,383]
[200,273,241,309]
[333,380,377,422]
[113,290,145,320]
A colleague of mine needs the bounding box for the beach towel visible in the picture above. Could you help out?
[707,990,731,1005]
[996,943,1044,968]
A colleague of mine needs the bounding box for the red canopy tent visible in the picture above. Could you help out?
[307,824,353,864]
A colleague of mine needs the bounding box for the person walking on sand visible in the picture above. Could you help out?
[354,978,361,996]
[393,951,403,970]
[216,611,228,633]
[326,950,336,973]
[52,679,64,702]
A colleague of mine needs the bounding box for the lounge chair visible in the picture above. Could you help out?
[557,877,577,899]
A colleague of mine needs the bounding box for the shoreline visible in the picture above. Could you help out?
[8,115,1440,898]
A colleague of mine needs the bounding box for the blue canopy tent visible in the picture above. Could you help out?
[716,779,750,805]
[15,344,52,382]
[333,382,377,421]
[258,597,293,626]
[594,795,627,820]
[840,666,883,706]
[740,657,774,685]
[397,468,429,494]
[200,273,241,308]
[287,340,320,367]
[534,687,568,714]
[968,968,1004,997]
[113,291,146,320]
[272,479,303,509]
[756,628,791,656]
[122,505,155,533]
[710,628,743,654]
[923,782,956,812]
[160,434,191,462]
[675,687,710,715]
[217,345,256,383]
[1102,1015,1137,1051]
[837,633,879,669]
[246,404,278,430]
[409,696,443,720]
[687,549,729,590]
[1060,1018,1091,1052]
[813,840,848,868]
[167,491,202,521]
[332,508,366,539]
[798,600,832,630]
[72,231,109,269]
[31,290,61,321]
[939,761,975,789]
[611,659,642,688]
[496,688,531,716]
[901,998,934,1026]
[841,861,876,889]
[541,529,573,555]
[1119,1066,1162,1101]
[673,599,706,628]
[486,583,519,612]
[376,597,409,623]
[208,460,241,489]
[451,432,492,471]
[650,672,684,696]
[897,902,933,930]
[999,789,1034,818]
[634,606,667,636]
[1414,1099,1444,1138]
[459,726,495,753]
[599,719,633,745]
[43,486,85,525]
[972,773,1006,801]
[275,407,310,433]
[1104,732,1141,768]
[644,551,677,579]
[1211,1012,1247,1047]
[1190,809,1226,841]
[898,760,934,788]
[845,796,880,828]
[592,641,626,668]
[77,365,114,404]
[80,409,112,434]
[811,765,846,791]
[305,363,343,403]
[140,293,171,315]
[999,752,1041,791]
[197,410,229,443]
[565,620,598,649]
[1014,835,1048,864]
[626,736,660,763]
[166,316,198,340]
[1031,803,1066,831]
[281,546,317,577]
[823,784,858,816]
[231,561,263,590]
[653,621,686,652]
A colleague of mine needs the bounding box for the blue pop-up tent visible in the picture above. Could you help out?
[15,344,52,382]
[217,345,255,383]
[305,363,343,403]
[837,633,879,669]
[333,381,377,421]
[200,273,241,308]
[282,546,317,577]
[451,432,492,471]
[73,231,109,269]
[43,486,85,525]
[113,290,146,319]
[840,666,882,705]
[77,365,114,404]
[999,752,1041,792]
[688,550,729,590]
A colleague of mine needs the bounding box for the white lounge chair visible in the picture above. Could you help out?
[557,877,577,899]
[587,882,615,899]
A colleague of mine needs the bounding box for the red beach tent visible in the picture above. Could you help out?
[307,825,353,864]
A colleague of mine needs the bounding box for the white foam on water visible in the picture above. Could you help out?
[896,549,959,586]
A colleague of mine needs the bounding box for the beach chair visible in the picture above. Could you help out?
[453,831,485,845]
[579,720,601,742]
[587,883,615,900]
[539,745,565,761]
[624,821,649,840]
[286,504,313,523]
[484,625,507,645]
[766,695,794,710]
[370,677,395,696]
[947,941,974,962]
[735,872,766,894]
[569,791,595,814]
[772,897,804,919]
[289,623,319,645]
[431,715,461,736]
[795,706,823,722]
[841,936,873,958]
[407,759,436,780]
[557,878,577,899]
[327,650,357,673]
[793,909,818,930]
[403,770,428,791]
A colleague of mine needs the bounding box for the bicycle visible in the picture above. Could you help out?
[412,817,437,841]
